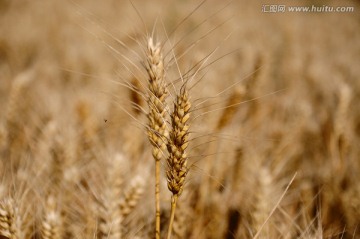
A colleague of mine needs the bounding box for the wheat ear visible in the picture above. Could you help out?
[166,87,191,239]
[252,166,274,237]
[0,199,18,239]
[120,176,144,217]
[145,37,168,239]
[97,154,125,239]
[41,196,62,239]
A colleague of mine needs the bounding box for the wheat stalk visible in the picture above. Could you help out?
[145,37,168,239]
[166,86,191,239]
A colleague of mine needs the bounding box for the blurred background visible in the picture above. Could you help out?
[0,0,359,238]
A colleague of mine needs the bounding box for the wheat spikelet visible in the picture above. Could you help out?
[145,37,168,239]
[0,199,18,239]
[41,196,62,239]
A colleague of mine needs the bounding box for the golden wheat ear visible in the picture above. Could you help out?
[166,85,191,239]
[144,37,169,239]
[166,87,191,196]
[145,37,168,159]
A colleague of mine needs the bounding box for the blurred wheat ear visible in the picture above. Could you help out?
[41,196,63,239]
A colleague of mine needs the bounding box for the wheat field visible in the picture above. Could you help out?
[0,0,359,238]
